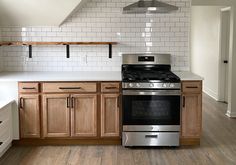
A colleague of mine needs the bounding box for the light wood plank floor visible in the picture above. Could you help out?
[1,94,236,165]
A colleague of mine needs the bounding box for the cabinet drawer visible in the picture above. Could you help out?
[0,120,11,142]
[0,121,11,154]
[0,107,10,122]
[182,81,202,93]
[0,119,10,134]
[101,83,120,93]
[19,83,39,93]
[42,83,97,93]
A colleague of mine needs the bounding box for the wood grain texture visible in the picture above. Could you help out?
[182,81,202,93]
[181,81,202,143]
[0,41,118,46]
[3,94,236,165]
[101,83,120,93]
[19,94,40,138]
[181,94,202,138]
[101,94,120,137]
[18,83,40,93]
[42,94,70,138]
[42,82,97,93]
[71,94,97,137]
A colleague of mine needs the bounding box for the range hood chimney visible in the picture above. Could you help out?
[123,0,178,14]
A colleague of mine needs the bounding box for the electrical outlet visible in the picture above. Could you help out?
[81,54,87,64]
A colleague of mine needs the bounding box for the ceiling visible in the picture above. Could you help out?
[0,0,86,26]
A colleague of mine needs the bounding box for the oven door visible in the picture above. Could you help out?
[122,90,180,125]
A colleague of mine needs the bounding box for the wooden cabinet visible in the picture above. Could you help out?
[19,94,40,138]
[182,94,202,138]
[101,94,120,137]
[181,81,202,145]
[100,82,120,138]
[71,94,97,137]
[18,81,121,144]
[42,94,70,138]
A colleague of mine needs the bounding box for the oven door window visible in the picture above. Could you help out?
[123,95,180,125]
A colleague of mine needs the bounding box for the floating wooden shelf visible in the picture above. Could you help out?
[0,41,118,58]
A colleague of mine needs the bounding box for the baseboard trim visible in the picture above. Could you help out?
[226,111,236,118]
[12,139,122,146]
[203,87,219,101]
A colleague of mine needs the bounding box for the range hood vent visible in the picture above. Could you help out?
[123,0,178,14]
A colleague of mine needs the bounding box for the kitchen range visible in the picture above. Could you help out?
[122,54,181,147]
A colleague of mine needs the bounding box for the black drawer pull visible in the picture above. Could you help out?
[145,135,158,138]
[105,87,117,89]
[59,87,81,90]
[186,86,198,89]
[22,87,36,90]
[0,142,3,146]
[0,121,2,124]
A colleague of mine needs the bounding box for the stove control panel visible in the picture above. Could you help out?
[122,82,181,89]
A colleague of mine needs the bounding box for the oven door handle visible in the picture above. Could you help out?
[122,90,181,96]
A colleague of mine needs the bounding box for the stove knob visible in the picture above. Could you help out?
[129,83,134,88]
[136,83,141,87]
[162,83,167,88]
[170,83,175,88]
[149,83,154,87]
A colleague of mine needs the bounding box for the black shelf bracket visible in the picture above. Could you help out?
[109,44,112,58]
[29,45,32,58]
[66,45,70,58]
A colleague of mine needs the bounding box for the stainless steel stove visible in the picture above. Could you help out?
[122,53,181,147]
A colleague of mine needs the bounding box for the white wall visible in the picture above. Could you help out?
[192,0,236,117]
[0,0,84,26]
[0,0,191,72]
[191,6,222,100]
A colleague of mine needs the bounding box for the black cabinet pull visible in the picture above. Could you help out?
[186,86,198,89]
[224,60,228,64]
[67,97,70,108]
[22,87,36,90]
[145,135,158,138]
[0,121,2,124]
[20,98,24,109]
[71,97,75,108]
[105,87,117,89]
[0,142,3,146]
[183,96,185,108]
[59,87,81,90]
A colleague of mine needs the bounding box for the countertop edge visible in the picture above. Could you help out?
[0,71,203,82]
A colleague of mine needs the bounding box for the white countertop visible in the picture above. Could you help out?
[0,71,122,82]
[0,71,203,82]
[174,71,203,81]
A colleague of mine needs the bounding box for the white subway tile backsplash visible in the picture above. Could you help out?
[0,0,190,72]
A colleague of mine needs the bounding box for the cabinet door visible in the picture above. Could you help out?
[71,94,97,137]
[43,94,70,137]
[101,94,120,137]
[19,94,40,138]
[181,94,202,138]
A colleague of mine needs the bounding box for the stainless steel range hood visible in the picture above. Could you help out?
[123,0,178,14]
